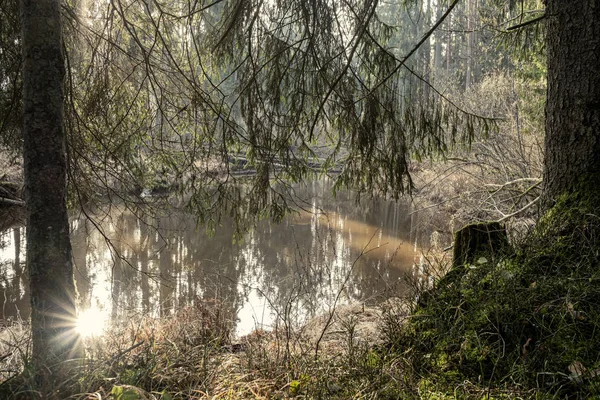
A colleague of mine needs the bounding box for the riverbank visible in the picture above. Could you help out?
[3,189,597,398]
[0,298,412,399]
[1,140,576,399]
[72,186,599,399]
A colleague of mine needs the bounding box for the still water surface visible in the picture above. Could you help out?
[0,180,422,337]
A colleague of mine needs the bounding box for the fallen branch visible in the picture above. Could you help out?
[0,197,25,207]
[486,178,542,197]
[497,197,540,223]
[409,194,464,216]
[484,177,542,188]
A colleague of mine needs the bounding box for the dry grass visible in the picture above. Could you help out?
[0,296,414,399]
[0,320,30,383]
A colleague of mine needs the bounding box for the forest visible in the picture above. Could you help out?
[0,0,599,398]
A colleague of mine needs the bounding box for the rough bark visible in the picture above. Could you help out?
[21,0,82,382]
[543,0,600,204]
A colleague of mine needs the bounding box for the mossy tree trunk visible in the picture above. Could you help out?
[543,0,600,204]
[21,0,82,385]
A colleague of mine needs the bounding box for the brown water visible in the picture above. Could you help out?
[0,180,423,337]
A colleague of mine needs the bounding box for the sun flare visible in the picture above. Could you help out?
[76,308,109,338]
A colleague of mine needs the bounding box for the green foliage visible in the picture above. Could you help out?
[289,379,302,396]
[289,373,311,396]
[44,0,509,229]
[158,390,173,400]
[111,385,145,400]
[387,180,600,398]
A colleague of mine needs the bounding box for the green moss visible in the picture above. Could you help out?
[388,181,600,398]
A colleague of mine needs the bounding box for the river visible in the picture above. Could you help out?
[0,179,426,337]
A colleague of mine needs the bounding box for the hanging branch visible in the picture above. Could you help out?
[506,14,546,31]
[358,0,461,102]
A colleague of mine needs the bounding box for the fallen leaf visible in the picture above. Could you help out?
[568,361,586,383]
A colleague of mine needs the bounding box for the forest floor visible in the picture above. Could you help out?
[3,146,599,399]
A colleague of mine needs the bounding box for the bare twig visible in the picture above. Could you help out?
[506,14,546,31]
[497,197,540,223]
[107,341,145,365]
[0,197,24,207]
[358,0,460,101]
[484,177,542,188]
[409,194,464,216]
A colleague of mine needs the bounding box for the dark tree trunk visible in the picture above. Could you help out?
[21,0,81,382]
[543,0,600,203]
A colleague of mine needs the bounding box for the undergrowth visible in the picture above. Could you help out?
[0,300,416,399]
[387,183,600,399]
[2,186,599,399]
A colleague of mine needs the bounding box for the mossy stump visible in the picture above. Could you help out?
[452,221,509,268]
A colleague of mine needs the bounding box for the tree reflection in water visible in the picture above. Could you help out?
[0,180,426,337]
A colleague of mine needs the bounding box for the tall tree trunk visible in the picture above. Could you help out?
[423,0,432,101]
[434,2,443,72]
[543,0,600,203]
[13,227,20,272]
[20,0,82,383]
[72,219,91,309]
[446,13,452,73]
[465,0,473,90]
[139,221,151,313]
[159,233,174,317]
